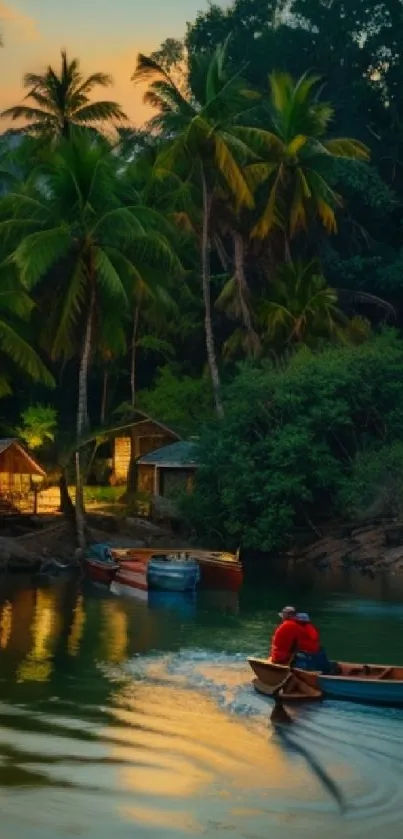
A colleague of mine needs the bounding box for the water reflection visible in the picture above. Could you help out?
[0,578,401,837]
[16,589,60,683]
[148,590,197,619]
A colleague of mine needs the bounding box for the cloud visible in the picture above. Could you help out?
[0,1,39,43]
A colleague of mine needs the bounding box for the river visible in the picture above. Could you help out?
[0,569,402,839]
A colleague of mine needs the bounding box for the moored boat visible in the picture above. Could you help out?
[111,560,148,600]
[110,546,243,592]
[248,657,403,707]
[84,544,119,584]
[147,554,200,592]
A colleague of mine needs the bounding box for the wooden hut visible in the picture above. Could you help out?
[137,440,199,498]
[0,439,46,514]
[112,415,181,484]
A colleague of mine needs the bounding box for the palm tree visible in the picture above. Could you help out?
[243,72,369,249]
[5,131,180,545]
[0,269,54,396]
[257,260,345,347]
[1,50,126,139]
[133,40,256,417]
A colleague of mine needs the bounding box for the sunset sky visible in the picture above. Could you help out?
[0,0,220,129]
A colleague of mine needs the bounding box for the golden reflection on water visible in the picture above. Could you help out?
[67,594,86,657]
[99,601,128,663]
[103,680,356,832]
[16,589,60,683]
[0,601,12,649]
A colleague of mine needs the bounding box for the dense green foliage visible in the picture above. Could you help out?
[185,333,403,550]
[1,1,403,550]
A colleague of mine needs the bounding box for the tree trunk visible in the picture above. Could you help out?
[130,306,139,409]
[233,231,260,356]
[59,471,75,523]
[126,306,140,499]
[75,285,95,548]
[100,369,109,425]
[201,170,224,419]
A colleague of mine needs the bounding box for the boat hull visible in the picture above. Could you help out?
[114,561,148,597]
[84,558,119,584]
[248,657,403,708]
[147,558,200,592]
[148,570,197,592]
[317,674,403,706]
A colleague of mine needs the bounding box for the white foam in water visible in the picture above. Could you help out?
[124,648,268,720]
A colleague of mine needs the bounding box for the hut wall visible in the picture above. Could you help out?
[159,468,196,499]
[137,464,155,495]
[113,423,177,483]
[0,447,36,493]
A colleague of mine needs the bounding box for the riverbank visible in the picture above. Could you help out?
[287,518,403,577]
[1,513,403,578]
[0,512,194,573]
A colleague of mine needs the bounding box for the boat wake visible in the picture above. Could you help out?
[123,648,267,720]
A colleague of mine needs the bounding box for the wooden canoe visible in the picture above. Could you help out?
[248,657,403,707]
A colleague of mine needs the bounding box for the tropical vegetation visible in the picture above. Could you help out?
[0,0,403,553]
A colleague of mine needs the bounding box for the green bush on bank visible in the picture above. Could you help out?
[184,331,403,551]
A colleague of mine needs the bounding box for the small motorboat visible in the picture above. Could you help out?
[248,657,403,708]
[147,554,200,592]
[84,544,119,584]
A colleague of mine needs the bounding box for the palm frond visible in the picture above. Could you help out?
[214,134,254,209]
[0,320,54,386]
[93,247,129,303]
[75,101,127,124]
[13,227,72,289]
[51,259,87,359]
[325,138,370,160]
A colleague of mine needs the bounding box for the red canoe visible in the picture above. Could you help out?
[84,556,119,585]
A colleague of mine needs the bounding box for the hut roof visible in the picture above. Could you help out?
[113,411,182,441]
[137,440,199,468]
[0,438,46,476]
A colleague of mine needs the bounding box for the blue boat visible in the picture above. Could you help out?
[248,657,403,708]
[147,554,200,592]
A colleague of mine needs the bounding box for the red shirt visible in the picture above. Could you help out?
[270,619,300,664]
[297,622,320,654]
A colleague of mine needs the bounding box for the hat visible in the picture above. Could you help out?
[296,612,310,622]
[278,606,296,619]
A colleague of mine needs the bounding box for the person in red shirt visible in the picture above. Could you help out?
[270,608,335,673]
[294,612,334,673]
[269,606,300,664]
[296,612,320,654]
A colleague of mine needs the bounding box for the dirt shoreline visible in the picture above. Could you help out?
[0,513,195,573]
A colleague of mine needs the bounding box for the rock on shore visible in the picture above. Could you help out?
[290,520,403,575]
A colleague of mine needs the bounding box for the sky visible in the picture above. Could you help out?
[0,0,218,129]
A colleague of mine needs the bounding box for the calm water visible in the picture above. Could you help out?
[0,569,403,839]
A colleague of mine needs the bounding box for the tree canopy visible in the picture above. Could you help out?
[1,1,403,551]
